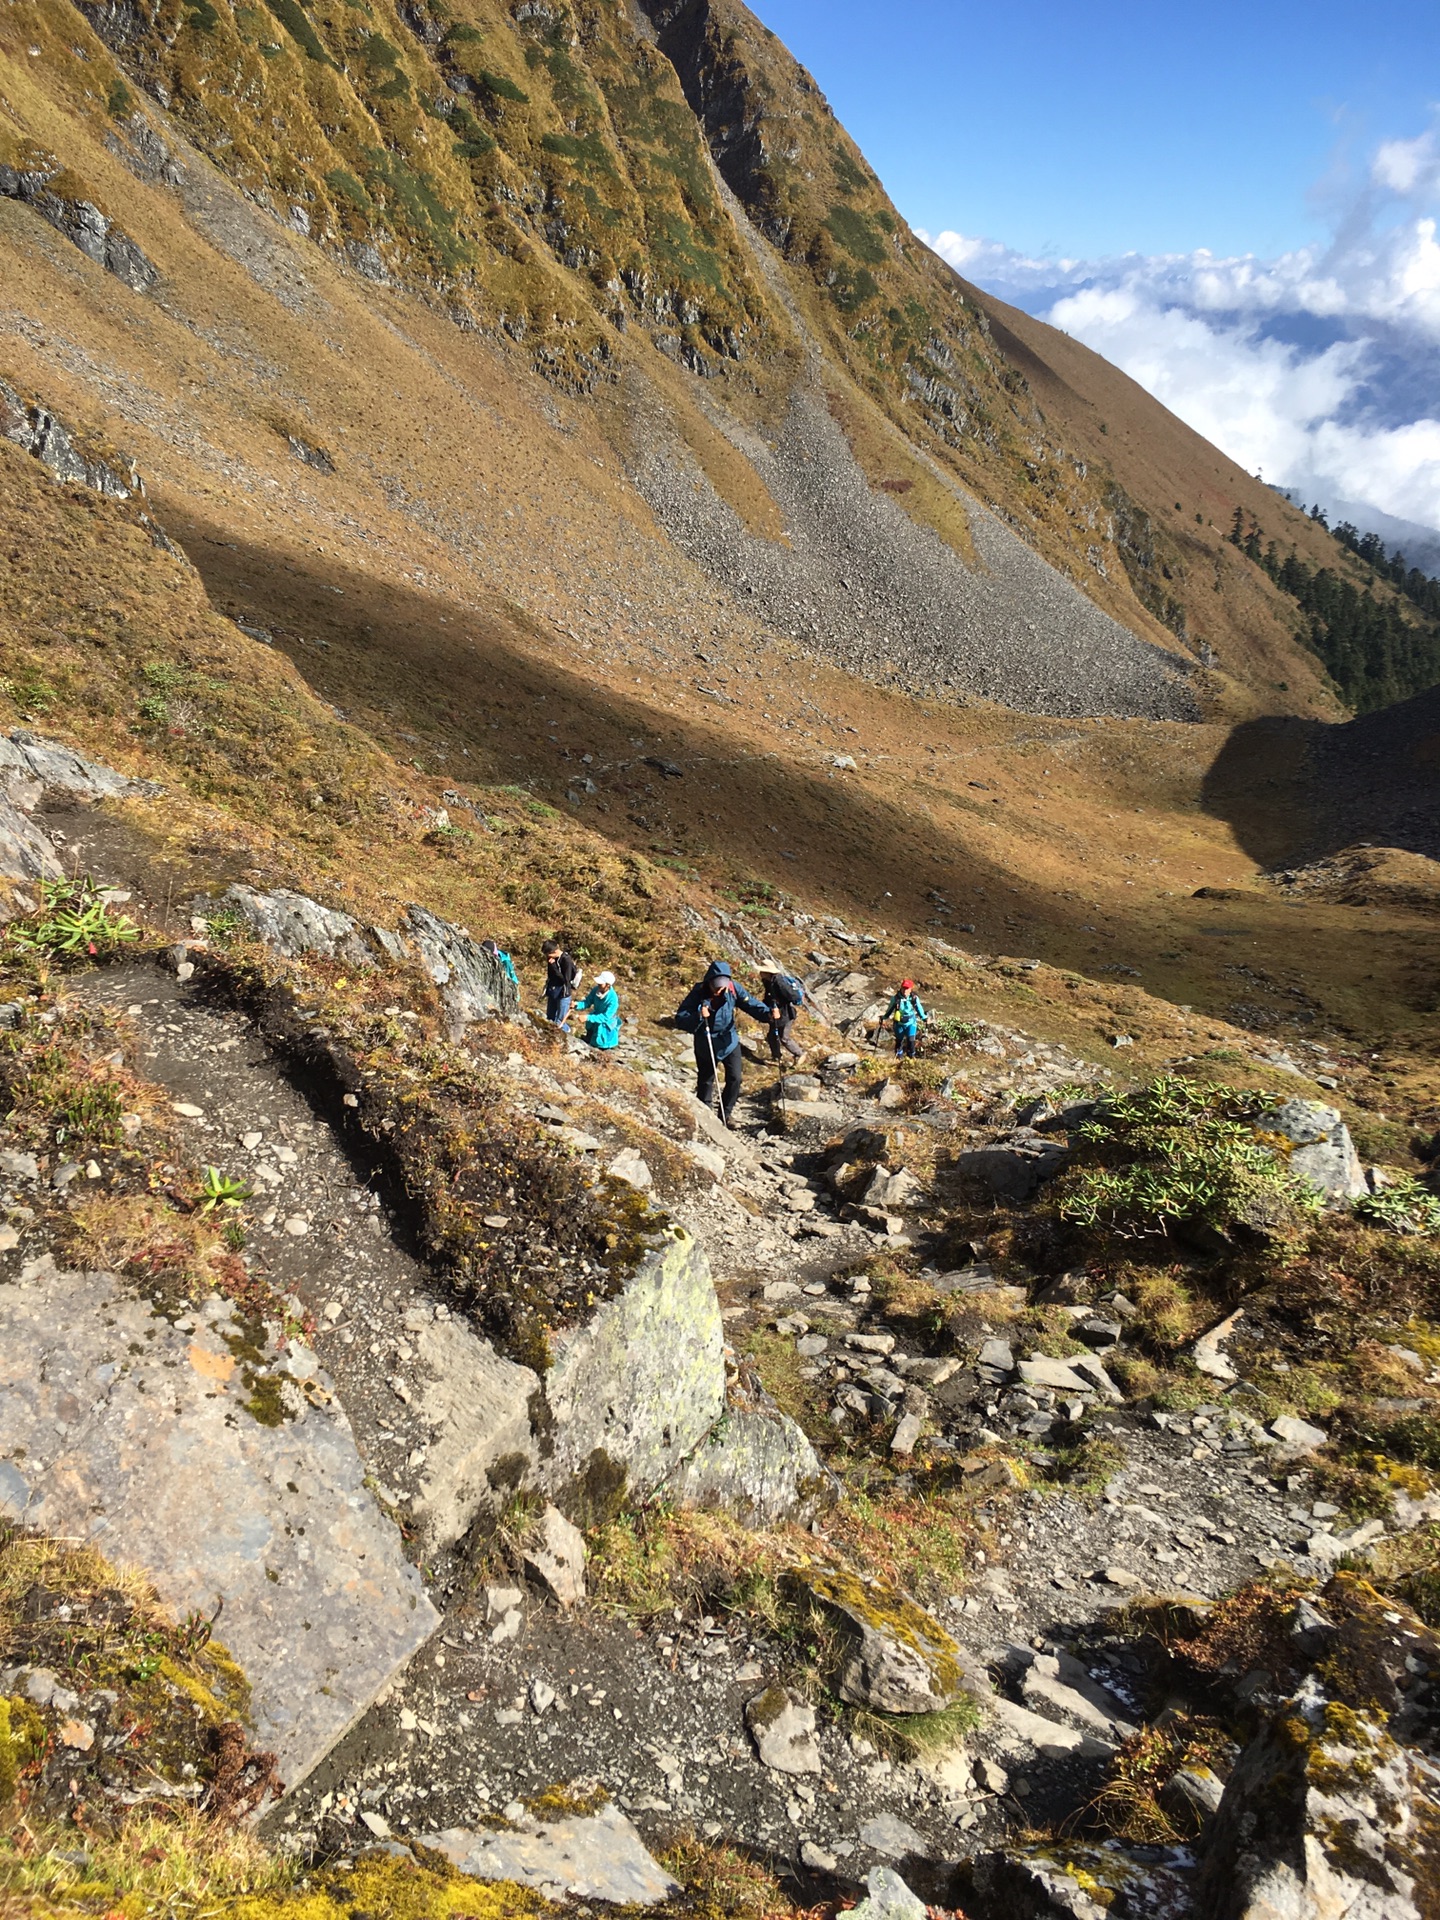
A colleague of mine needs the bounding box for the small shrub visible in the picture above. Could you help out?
[3,877,139,965]
[1058,1074,1324,1241]
[1355,1176,1440,1237]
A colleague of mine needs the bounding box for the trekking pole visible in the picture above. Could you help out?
[702,1017,728,1130]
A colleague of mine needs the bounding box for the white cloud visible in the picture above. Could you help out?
[915,115,1440,543]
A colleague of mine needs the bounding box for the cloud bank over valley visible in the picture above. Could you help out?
[918,121,1440,561]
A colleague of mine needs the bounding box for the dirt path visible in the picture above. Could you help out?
[75,962,450,1548]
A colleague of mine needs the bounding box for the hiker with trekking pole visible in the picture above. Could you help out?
[760,967,807,1123]
[674,959,770,1129]
[884,978,928,1059]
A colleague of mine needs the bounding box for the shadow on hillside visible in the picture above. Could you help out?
[166,505,1435,1040]
[1203,687,1440,868]
[170,508,1120,961]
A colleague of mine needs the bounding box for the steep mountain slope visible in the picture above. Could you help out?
[1,0,1409,725]
[974,288,1432,716]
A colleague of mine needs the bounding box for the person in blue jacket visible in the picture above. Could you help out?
[884,978,927,1058]
[579,970,621,1051]
[675,959,769,1125]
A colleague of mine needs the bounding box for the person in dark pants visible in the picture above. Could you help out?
[884,979,928,1058]
[760,969,806,1063]
[675,959,769,1126]
[543,938,580,1031]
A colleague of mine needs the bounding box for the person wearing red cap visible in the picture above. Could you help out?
[884,979,927,1058]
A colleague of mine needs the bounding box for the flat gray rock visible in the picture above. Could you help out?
[0,1259,438,1793]
[667,1406,825,1524]
[420,1801,679,1906]
[954,1131,1068,1201]
[859,1812,932,1859]
[1018,1354,1094,1395]
[1261,1099,1367,1202]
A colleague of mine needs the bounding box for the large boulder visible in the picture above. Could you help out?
[398,1305,540,1551]
[1199,1675,1427,1920]
[217,884,375,969]
[0,1259,438,1796]
[1259,1099,1367,1203]
[666,1406,826,1524]
[539,1227,727,1520]
[399,903,519,1028]
[793,1565,966,1714]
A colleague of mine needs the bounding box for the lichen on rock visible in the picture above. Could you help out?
[793,1563,965,1714]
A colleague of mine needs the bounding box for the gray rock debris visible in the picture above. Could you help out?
[1260,1098,1368,1203]
[419,1799,678,1906]
[666,1405,825,1524]
[745,1684,821,1775]
[0,1259,438,1795]
[523,1504,587,1608]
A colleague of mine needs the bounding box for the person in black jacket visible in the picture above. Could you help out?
[675,960,769,1126]
[759,969,806,1063]
[543,938,581,1031]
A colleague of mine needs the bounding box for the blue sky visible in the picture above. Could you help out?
[754,0,1440,259]
[754,0,1440,543]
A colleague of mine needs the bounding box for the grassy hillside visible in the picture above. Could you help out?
[1,0,1411,715]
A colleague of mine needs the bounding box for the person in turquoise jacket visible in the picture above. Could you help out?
[579,970,621,1051]
[480,937,520,992]
[884,979,927,1058]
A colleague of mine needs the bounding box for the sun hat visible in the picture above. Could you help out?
[596,970,616,986]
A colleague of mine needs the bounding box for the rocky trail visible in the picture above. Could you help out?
[1,738,1437,1919]
[29,946,1411,1907]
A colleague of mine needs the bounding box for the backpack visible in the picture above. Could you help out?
[772,973,806,1009]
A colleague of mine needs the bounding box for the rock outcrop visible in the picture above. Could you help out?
[1200,1675,1431,1920]
[0,1260,439,1794]
[0,729,159,914]
[0,163,157,292]
[217,885,520,1027]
